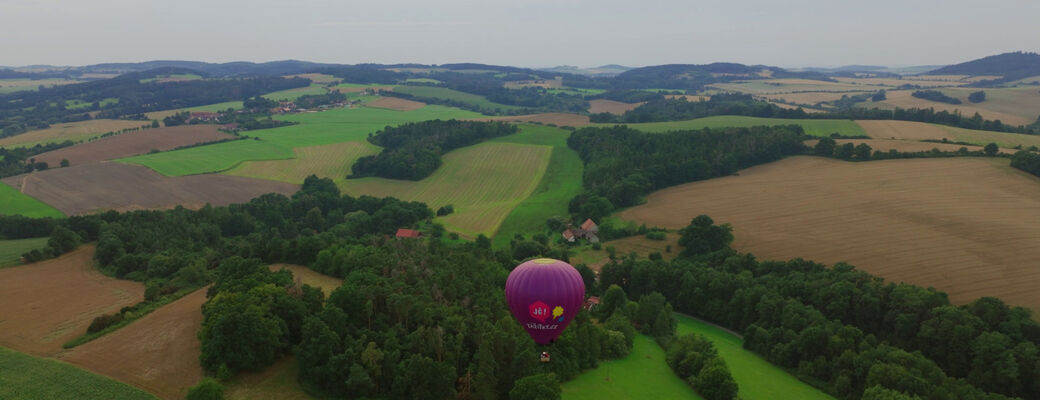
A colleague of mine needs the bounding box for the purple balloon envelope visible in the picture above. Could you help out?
[505,258,586,345]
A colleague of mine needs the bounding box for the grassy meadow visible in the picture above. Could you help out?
[489,125,584,247]
[118,139,293,176]
[675,314,835,400]
[0,347,157,400]
[262,84,330,101]
[562,334,702,400]
[598,115,867,137]
[226,141,380,184]
[0,237,48,267]
[0,182,64,218]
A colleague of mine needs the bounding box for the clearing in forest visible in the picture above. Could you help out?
[342,142,552,237]
[562,334,702,400]
[2,163,298,215]
[621,156,1040,313]
[0,246,144,356]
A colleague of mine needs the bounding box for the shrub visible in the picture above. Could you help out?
[186,378,225,400]
[87,313,124,333]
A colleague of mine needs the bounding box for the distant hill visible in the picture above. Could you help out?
[537,64,631,77]
[926,52,1040,85]
[611,62,833,90]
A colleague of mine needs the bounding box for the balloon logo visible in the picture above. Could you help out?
[506,258,585,345]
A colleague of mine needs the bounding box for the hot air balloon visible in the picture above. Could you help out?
[505,258,586,348]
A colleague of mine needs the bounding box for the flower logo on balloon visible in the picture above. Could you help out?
[552,306,564,322]
[529,301,550,322]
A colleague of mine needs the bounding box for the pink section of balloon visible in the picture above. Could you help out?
[505,258,586,345]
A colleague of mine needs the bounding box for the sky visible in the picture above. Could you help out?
[1,0,1038,69]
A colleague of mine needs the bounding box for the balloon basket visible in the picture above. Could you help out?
[539,351,551,363]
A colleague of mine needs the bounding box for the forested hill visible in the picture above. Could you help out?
[926,52,1040,85]
[607,63,835,90]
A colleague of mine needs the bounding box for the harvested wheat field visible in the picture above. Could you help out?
[2,163,298,215]
[621,156,1040,312]
[857,120,1040,148]
[60,288,208,400]
[33,125,234,167]
[226,141,379,184]
[0,119,149,148]
[0,246,144,356]
[588,99,642,115]
[365,96,427,111]
[467,113,590,127]
[804,138,1013,154]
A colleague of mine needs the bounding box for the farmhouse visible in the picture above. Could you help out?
[561,219,599,243]
[188,112,219,122]
[395,228,423,239]
[583,296,599,311]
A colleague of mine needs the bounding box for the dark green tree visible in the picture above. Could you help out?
[509,373,561,400]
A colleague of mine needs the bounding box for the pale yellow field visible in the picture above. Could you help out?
[856,119,1040,148]
[0,119,150,148]
[225,141,380,184]
[342,142,552,237]
[621,156,1040,313]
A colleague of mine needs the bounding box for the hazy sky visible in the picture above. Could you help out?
[1,0,1038,68]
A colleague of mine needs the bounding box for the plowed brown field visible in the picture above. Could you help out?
[621,156,1040,312]
[0,246,144,356]
[1,162,298,215]
[0,120,149,148]
[60,288,208,400]
[34,125,233,167]
[588,99,642,115]
[467,113,590,127]
[365,96,427,111]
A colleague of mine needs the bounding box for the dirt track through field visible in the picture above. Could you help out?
[0,246,144,356]
[467,113,591,127]
[588,99,642,115]
[621,156,1040,312]
[366,96,427,111]
[34,125,234,167]
[60,288,208,400]
[1,162,298,215]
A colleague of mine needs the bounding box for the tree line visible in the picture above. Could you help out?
[0,140,75,178]
[590,93,809,123]
[912,90,962,105]
[351,120,518,180]
[597,216,1038,400]
[566,124,807,221]
[1010,150,1040,177]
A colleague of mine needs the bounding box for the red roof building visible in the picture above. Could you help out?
[583,296,599,311]
[562,229,576,242]
[580,218,599,232]
[395,228,423,238]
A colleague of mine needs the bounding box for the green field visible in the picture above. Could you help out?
[0,237,48,267]
[490,125,584,247]
[342,142,551,237]
[676,315,834,400]
[0,347,157,400]
[393,86,523,112]
[225,141,380,184]
[562,334,702,400]
[262,84,330,101]
[598,116,867,137]
[126,105,481,177]
[0,182,64,218]
[119,139,292,176]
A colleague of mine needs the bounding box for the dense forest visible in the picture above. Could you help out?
[14,176,747,399]
[927,52,1040,86]
[599,216,1037,400]
[0,69,307,136]
[598,63,834,91]
[591,94,810,123]
[1010,150,1040,177]
[566,125,806,219]
[351,120,518,180]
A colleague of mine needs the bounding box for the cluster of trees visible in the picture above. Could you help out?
[969,91,987,103]
[351,120,518,180]
[0,215,59,239]
[813,138,875,161]
[1010,150,1040,177]
[590,94,809,123]
[814,138,1005,162]
[0,140,75,178]
[912,90,962,105]
[566,125,806,220]
[597,216,1037,400]
[0,69,307,137]
[666,333,738,400]
[292,91,347,109]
